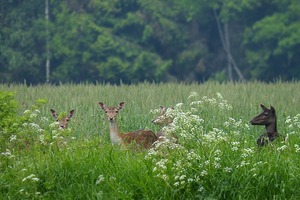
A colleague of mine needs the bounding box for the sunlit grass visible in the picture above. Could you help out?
[1,81,300,199]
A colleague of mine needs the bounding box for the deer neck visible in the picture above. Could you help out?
[265,121,277,135]
[109,120,123,145]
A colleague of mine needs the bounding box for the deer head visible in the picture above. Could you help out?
[151,106,178,143]
[250,104,281,146]
[151,106,174,126]
[250,104,276,126]
[98,102,124,123]
[50,109,75,129]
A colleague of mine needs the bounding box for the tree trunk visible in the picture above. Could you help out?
[213,9,244,81]
[45,0,50,83]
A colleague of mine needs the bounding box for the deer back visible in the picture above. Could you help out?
[122,129,157,149]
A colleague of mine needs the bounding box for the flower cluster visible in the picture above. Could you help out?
[96,175,105,185]
[22,174,40,182]
[147,92,249,193]
[5,108,75,151]
[146,91,300,197]
[1,149,15,159]
[285,114,300,135]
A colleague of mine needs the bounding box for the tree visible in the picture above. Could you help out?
[243,0,300,81]
[0,0,46,84]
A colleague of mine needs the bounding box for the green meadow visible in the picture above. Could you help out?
[1,82,300,199]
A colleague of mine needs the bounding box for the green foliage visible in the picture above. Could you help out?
[0,90,19,150]
[0,0,46,83]
[243,0,300,81]
[1,0,300,83]
[0,90,18,129]
[0,83,300,199]
[0,92,49,153]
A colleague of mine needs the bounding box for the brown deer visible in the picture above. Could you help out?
[152,106,178,142]
[98,102,157,149]
[250,104,284,146]
[50,109,75,129]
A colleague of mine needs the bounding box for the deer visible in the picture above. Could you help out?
[50,109,75,129]
[151,106,178,143]
[98,102,157,150]
[250,104,284,146]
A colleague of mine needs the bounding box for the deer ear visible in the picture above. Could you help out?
[50,109,58,119]
[69,110,75,118]
[270,106,276,113]
[98,102,106,110]
[260,104,268,111]
[118,102,125,110]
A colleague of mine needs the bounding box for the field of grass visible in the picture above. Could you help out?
[1,81,300,199]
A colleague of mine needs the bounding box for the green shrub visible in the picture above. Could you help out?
[0,90,19,149]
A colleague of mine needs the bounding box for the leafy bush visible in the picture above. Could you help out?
[0,90,19,149]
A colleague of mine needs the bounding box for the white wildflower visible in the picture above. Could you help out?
[200,170,208,176]
[198,186,205,192]
[22,174,39,182]
[50,122,59,128]
[224,167,232,173]
[188,91,199,99]
[9,135,17,142]
[40,117,48,122]
[237,161,250,168]
[96,175,105,185]
[179,175,186,180]
[188,178,194,183]
[294,144,300,153]
[175,103,183,108]
[1,149,14,159]
[276,145,287,151]
[216,92,223,99]
[30,113,37,118]
[24,110,30,114]
[285,117,291,124]
[232,146,239,151]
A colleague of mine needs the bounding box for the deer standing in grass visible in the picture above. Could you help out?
[50,109,75,129]
[152,106,178,142]
[250,104,284,146]
[98,102,157,149]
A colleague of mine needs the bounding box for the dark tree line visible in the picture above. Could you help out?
[1,0,300,84]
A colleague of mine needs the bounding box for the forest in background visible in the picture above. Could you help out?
[1,0,300,84]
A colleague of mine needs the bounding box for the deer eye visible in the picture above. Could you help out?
[67,119,69,121]
[56,119,59,122]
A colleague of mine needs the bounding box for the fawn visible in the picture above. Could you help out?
[152,106,178,142]
[50,109,75,129]
[98,102,157,149]
[250,104,284,146]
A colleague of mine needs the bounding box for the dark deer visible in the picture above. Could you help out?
[250,104,284,146]
[98,102,157,150]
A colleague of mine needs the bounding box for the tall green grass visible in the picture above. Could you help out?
[0,82,300,199]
